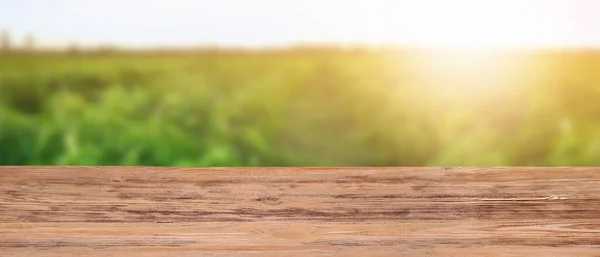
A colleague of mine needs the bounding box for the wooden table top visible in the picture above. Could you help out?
[1,167,599,256]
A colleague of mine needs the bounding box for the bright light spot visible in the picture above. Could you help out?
[407,50,534,96]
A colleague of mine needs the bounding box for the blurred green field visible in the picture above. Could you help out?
[1,49,600,166]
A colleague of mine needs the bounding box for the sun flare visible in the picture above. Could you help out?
[394,1,545,93]
[406,49,533,96]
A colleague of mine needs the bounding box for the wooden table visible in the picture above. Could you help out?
[1,167,599,256]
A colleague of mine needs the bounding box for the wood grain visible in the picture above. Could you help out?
[1,167,600,256]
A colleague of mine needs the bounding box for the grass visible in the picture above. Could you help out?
[1,49,600,166]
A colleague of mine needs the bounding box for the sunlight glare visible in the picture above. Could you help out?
[407,50,533,96]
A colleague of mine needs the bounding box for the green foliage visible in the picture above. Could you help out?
[1,51,600,166]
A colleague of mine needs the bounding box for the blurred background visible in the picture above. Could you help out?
[1,0,600,166]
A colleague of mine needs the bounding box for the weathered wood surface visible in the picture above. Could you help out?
[1,167,600,256]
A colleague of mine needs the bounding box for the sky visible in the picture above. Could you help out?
[1,0,600,49]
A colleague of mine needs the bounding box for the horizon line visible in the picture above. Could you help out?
[5,43,600,52]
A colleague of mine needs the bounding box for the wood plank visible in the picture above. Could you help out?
[1,167,600,256]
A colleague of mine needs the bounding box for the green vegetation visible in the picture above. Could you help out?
[1,49,600,166]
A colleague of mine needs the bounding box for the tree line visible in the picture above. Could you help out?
[1,30,36,52]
